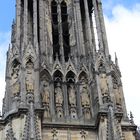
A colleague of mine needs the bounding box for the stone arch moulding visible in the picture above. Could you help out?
[40,69,52,82]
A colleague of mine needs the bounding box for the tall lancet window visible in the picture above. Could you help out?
[80,0,86,42]
[61,1,70,62]
[28,0,33,42]
[51,0,60,60]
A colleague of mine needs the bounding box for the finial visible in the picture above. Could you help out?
[115,52,119,68]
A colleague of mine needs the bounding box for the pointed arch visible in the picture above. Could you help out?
[10,58,20,78]
[53,70,63,82]
[66,70,76,83]
[40,69,52,81]
[11,58,20,69]
[78,71,88,83]
[97,59,106,73]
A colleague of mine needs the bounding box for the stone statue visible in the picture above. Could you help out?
[68,84,76,106]
[11,64,20,84]
[55,83,63,106]
[25,61,34,93]
[12,82,20,96]
[99,73,109,96]
[80,84,90,107]
[113,84,121,106]
[41,81,50,104]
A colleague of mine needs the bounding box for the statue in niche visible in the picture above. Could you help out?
[80,82,90,107]
[12,82,20,97]
[99,73,109,96]
[41,81,50,105]
[113,84,122,106]
[68,84,76,107]
[11,62,20,96]
[55,83,63,106]
[25,60,34,93]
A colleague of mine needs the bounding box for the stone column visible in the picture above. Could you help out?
[92,0,109,56]
[92,0,103,50]
[20,67,26,107]
[76,83,83,121]
[58,1,64,63]
[39,0,45,53]
[96,0,109,56]
[50,82,55,122]
[16,0,21,46]
[83,0,93,55]
[24,0,28,45]
[33,0,38,47]
[63,83,69,121]
[74,0,85,56]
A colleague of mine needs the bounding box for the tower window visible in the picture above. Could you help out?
[61,1,70,62]
[51,0,60,60]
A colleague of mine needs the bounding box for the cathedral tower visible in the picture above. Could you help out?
[0,0,137,139]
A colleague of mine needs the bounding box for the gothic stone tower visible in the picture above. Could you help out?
[0,0,137,139]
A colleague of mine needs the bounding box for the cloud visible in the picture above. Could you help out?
[104,4,140,126]
[0,32,10,111]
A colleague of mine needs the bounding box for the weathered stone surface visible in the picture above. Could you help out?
[0,0,137,139]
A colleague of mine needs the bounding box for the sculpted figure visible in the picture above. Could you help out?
[11,64,20,96]
[80,84,90,107]
[41,81,50,104]
[114,84,121,105]
[13,82,20,96]
[55,83,63,105]
[11,64,20,84]
[68,84,76,106]
[99,73,109,96]
[25,61,34,92]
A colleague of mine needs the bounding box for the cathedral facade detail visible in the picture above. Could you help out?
[0,0,137,139]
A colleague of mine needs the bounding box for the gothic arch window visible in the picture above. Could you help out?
[61,1,70,62]
[28,0,33,41]
[51,0,60,60]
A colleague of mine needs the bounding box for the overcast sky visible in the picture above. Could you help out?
[0,0,140,126]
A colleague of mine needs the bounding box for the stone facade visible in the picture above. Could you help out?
[0,0,137,139]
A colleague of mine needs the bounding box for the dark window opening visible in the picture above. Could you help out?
[61,1,70,62]
[28,0,33,42]
[87,0,93,16]
[51,0,60,61]
[80,0,86,42]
